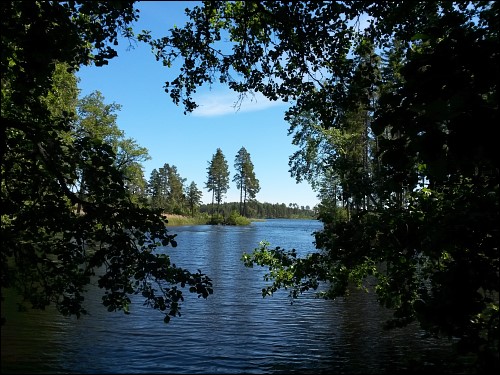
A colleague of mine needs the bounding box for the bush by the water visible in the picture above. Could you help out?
[206,211,251,226]
[225,211,251,226]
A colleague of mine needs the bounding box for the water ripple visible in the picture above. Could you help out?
[2,220,463,374]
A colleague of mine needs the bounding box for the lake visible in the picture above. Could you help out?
[1,219,466,373]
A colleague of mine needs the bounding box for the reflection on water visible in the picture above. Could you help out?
[2,219,466,374]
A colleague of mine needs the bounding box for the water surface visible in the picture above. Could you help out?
[1,219,463,373]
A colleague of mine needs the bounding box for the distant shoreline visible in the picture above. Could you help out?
[161,214,315,226]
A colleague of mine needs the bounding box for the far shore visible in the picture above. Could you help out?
[161,213,265,226]
[161,213,319,226]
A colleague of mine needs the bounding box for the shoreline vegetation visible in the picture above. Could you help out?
[162,213,313,226]
[162,201,318,226]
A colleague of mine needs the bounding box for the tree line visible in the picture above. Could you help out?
[199,201,316,220]
[147,147,316,220]
[35,68,312,222]
[147,146,262,218]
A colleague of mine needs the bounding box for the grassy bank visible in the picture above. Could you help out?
[162,214,209,226]
[162,213,263,226]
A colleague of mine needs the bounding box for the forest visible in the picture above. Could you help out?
[1,1,498,372]
[147,146,316,222]
[29,77,314,223]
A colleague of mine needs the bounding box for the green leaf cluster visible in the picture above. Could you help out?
[1,1,212,326]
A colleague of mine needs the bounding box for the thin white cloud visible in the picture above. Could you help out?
[192,91,286,117]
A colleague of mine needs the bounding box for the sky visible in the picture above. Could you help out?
[76,1,320,209]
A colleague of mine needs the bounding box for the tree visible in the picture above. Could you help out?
[1,1,212,326]
[185,181,203,217]
[233,146,260,216]
[164,164,187,215]
[75,90,151,209]
[76,91,124,148]
[115,138,150,205]
[233,147,248,215]
[40,62,80,121]
[242,159,260,216]
[206,148,230,219]
[148,168,165,211]
[204,160,215,216]
[141,1,499,370]
[147,163,187,215]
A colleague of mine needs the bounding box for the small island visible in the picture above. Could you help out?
[163,201,316,226]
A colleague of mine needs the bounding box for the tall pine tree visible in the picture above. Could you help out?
[206,148,230,220]
[233,146,260,217]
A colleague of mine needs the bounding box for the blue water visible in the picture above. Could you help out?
[1,219,461,373]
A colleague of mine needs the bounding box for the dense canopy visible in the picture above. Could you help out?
[1,1,212,326]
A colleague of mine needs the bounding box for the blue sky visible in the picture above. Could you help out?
[76,1,320,209]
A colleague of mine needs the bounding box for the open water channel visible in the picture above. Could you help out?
[2,219,468,373]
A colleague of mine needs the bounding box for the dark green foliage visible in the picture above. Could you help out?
[199,201,316,219]
[1,1,212,325]
[147,164,188,215]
